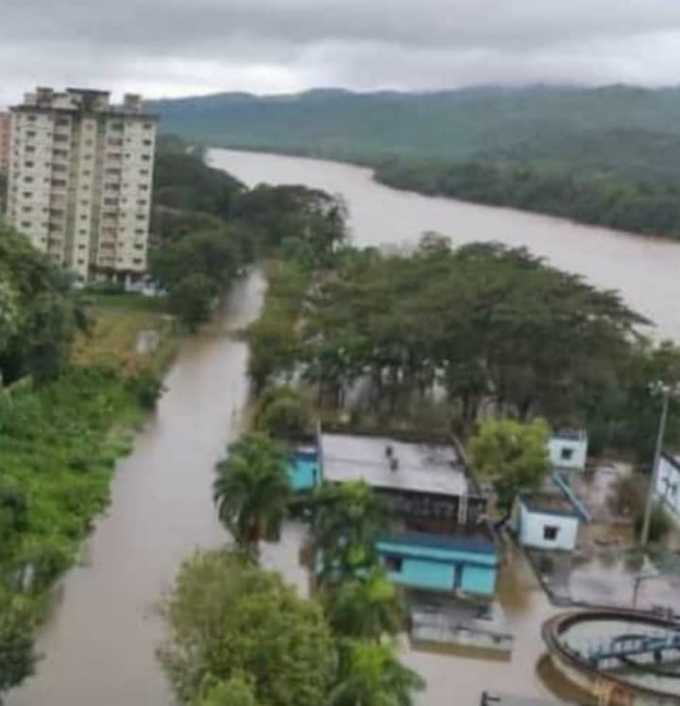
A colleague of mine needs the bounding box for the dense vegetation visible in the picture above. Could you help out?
[150,85,680,239]
[0,223,147,700]
[149,137,348,330]
[375,158,680,239]
[246,234,680,463]
[149,86,680,164]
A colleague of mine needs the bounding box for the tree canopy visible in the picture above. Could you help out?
[0,224,84,384]
[213,433,291,557]
[469,418,551,511]
[159,550,336,706]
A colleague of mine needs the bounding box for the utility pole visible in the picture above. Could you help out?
[640,386,670,547]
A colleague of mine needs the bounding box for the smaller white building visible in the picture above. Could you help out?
[548,430,588,472]
[655,453,680,526]
[514,493,580,551]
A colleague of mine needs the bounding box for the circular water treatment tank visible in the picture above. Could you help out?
[542,609,680,706]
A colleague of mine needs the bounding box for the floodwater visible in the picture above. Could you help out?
[11,148,680,706]
[8,272,265,706]
[209,148,680,342]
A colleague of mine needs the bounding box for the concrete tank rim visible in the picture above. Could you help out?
[542,608,680,703]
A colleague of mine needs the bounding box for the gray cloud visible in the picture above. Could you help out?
[2,0,680,105]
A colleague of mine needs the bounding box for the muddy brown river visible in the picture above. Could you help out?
[10,148,680,705]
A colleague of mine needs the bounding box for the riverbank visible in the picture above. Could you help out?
[204,143,680,243]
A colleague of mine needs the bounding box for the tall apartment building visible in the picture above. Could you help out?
[7,87,157,282]
[0,112,10,174]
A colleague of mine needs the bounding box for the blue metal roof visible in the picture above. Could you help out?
[377,530,497,555]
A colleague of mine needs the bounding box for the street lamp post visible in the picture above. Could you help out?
[640,383,675,547]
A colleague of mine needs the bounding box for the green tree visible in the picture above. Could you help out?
[0,594,36,703]
[254,386,311,440]
[310,482,387,583]
[213,433,291,557]
[168,273,218,331]
[323,566,403,640]
[469,418,551,512]
[159,550,335,706]
[328,641,424,706]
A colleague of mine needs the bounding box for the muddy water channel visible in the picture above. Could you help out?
[11,148,680,706]
[8,272,265,706]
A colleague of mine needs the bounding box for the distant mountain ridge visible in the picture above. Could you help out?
[148,84,680,167]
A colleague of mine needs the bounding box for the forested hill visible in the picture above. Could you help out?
[150,85,680,239]
[149,84,680,165]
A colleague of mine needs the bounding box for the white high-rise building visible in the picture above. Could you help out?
[7,87,157,282]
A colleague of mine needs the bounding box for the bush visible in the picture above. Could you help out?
[128,371,165,409]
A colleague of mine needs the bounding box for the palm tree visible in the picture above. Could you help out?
[328,641,424,706]
[323,566,404,640]
[213,433,291,558]
[310,481,387,583]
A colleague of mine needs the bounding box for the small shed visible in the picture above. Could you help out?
[376,531,498,597]
[514,493,579,551]
[548,430,588,472]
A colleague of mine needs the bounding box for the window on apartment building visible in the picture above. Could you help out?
[81,214,88,220]
[143,123,153,129]
[20,221,31,228]
[24,161,34,168]
[383,556,403,572]
[22,206,32,213]
[25,145,35,153]
[53,134,68,142]
[139,169,149,176]
[134,243,145,250]
[108,138,123,147]
[142,139,152,146]
[137,199,147,206]
[51,179,66,187]
[543,526,560,541]
[134,229,145,236]
[26,131,36,138]
[110,122,124,132]
[133,258,143,265]
[560,448,574,461]
[22,192,33,198]
[77,259,85,265]
[104,198,118,206]
[56,118,69,127]
[27,115,37,122]
[136,214,146,221]
[139,184,149,191]
[79,230,87,236]
[24,177,33,183]
[141,154,151,161]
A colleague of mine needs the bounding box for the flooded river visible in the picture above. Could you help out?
[11,149,680,706]
[209,148,680,341]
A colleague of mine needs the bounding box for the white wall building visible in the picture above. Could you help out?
[548,430,588,472]
[6,87,157,282]
[514,493,580,551]
[655,453,680,526]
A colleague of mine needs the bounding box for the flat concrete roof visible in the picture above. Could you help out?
[320,433,468,497]
[520,493,578,517]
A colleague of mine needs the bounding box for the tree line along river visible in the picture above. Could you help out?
[9,148,680,706]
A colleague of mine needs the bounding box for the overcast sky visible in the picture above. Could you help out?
[3,0,680,106]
